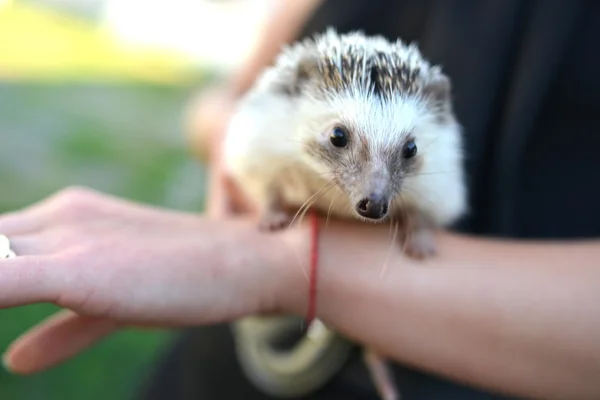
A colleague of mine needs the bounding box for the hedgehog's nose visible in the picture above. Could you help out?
[355,195,389,220]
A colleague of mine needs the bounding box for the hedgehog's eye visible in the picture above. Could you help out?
[403,140,417,159]
[330,127,348,148]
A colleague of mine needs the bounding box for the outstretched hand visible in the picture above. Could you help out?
[0,88,299,375]
[0,186,294,374]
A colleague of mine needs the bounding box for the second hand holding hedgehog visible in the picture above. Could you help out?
[223,29,468,400]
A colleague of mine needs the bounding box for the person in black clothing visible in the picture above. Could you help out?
[141,1,600,399]
[0,1,598,400]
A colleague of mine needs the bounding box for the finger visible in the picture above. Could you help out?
[3,310,120,375]
[0,210,44,236]
[0,189,84,235]
[207,133,257,217]
[206,164,231,218]
[7,234,56,256]
[207,170,257,218]
[0,256,62,308]
[223,174,257,215]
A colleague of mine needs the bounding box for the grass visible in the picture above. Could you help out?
[0,79,212,400]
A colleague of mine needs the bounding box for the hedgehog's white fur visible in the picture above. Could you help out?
[223,29,468,228]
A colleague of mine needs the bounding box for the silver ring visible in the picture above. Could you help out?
[0,235,16,258]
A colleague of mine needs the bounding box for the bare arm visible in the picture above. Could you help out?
[279,221,600,399]
[5,84,599,399]
[186,0,323,161]
[2,187,599,400]
[187,41,600,396]
[228,0,325,97]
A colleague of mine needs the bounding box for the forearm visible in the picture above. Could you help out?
[228,0,324,97]
[280,221,600,399]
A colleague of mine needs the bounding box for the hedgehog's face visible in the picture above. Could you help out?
[302,119,423,222]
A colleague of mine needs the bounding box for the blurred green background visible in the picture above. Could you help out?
[0,0,251,399]
[0,81,208,400]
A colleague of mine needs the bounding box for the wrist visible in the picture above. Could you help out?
[214,217,312,318]
[275,219,423,321]
[269,220,313,316]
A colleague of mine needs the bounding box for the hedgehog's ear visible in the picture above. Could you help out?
[286,55,320,96]
[422,72,451,104]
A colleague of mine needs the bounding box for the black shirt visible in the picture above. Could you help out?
[299,0,600,240]
[137,1,600,399]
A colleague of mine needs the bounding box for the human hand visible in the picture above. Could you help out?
[0,187,304,374]
[190,84,257,219]
[185,83,238,164]
[1,83,283,375]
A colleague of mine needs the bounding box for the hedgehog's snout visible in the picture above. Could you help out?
[355,193,389,220]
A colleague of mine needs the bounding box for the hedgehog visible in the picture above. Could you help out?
[224,29,468,400]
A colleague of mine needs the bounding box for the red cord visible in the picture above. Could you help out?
[305,210,319,327]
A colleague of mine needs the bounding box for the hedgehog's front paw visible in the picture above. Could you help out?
[402,227,436,260]
[258,210,292,232]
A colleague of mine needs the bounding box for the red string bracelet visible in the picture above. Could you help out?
[305,210,320,329]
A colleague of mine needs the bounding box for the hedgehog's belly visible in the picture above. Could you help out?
[275,167,355,221]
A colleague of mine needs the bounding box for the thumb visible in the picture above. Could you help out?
[3,310,119,375]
